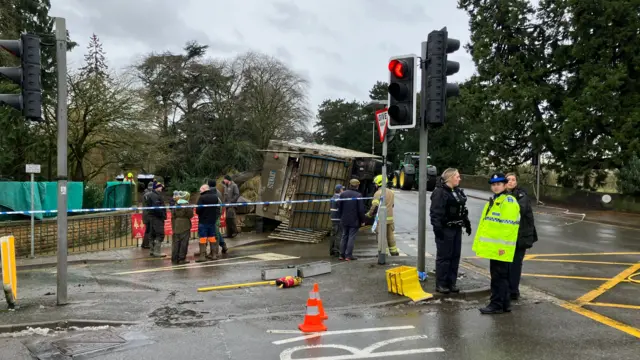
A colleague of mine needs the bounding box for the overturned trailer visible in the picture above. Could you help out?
[257,140,380,243]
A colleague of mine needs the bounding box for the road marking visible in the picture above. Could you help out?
[561,302,640,339]
[463,259,640,339]
[526,259,635,266]
[268,330,303,334]
[588,302,640,310]
[279,335,444,360]
[575,263,640,305]
[113,253,299,275]
[526,252,640,259]
[522,273,622,282]
[272,325,415,345]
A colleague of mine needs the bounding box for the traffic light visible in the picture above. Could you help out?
[424,27,460,125]
[387,54,417,129]
[0,34,42,120]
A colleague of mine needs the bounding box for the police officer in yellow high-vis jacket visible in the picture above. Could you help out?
[473,172,520,314]
[366,175,399,256]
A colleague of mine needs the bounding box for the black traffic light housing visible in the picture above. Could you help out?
[424,27,460,126]
[0,34,42,121]
[387,54,417,129]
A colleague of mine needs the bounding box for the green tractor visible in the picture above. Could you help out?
[392,152,438,191]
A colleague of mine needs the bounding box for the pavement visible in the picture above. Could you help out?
[1,188,639,359]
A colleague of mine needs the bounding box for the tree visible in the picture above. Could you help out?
[67,34,139,181]
[0,0,76,180]
[617,155,640,196]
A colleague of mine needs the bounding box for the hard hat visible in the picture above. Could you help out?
[127,172,133,178]
[374,175,383,186]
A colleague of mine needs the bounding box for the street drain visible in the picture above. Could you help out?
[23,330,153,359]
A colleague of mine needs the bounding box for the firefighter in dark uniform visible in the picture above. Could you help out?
[506,172,538,300]
[429,168,472,294]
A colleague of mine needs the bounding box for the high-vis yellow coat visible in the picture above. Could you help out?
[472,193,520,262]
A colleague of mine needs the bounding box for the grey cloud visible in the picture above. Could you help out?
[267,1,337,38]
[59,0,232,53]
[275,46,294,63]
[322,75,363,98]
[361,0,431,23]
[308,47,343,63]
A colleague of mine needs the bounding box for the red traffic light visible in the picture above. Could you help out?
[388,59,408,79]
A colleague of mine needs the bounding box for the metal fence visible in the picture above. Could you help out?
[0,210,139,258]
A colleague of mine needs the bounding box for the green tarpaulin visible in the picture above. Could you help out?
[102,183,133,209]
[0,181,84,220]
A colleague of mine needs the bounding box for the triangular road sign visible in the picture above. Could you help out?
[375,109,390,143]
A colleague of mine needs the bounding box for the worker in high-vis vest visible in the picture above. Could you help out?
[366,175,399,256]
[473,172,520,315]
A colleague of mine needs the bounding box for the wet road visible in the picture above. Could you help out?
[392,188,640,341]
[11,302,639,360]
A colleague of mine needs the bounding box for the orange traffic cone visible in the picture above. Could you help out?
[312,283,328,320]
[298,283,327,333]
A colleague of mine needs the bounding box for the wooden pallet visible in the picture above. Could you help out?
[268,220,328,243]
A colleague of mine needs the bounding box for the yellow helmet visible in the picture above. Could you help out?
[374,174,383,186]
[127,172,133,178]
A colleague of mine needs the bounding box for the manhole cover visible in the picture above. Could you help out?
[54,332,126,356]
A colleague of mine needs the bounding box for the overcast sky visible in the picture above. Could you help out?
[50,0,475,114]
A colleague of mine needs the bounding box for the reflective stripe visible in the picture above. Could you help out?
[484,216,520,225]
[330,209,338,212]
[306,305,319,315]
[309,291,317,299]
[479,237,516,247]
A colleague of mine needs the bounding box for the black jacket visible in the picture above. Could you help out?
[511,187,538,249]
[145,190,166,220]
[337,189,365,228]
[430,182,469,231]
[197,190,220,225]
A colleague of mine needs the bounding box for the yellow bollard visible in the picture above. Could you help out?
[1,235,18,306]
[197,280,276,292]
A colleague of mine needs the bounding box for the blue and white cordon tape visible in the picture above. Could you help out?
[0,197,374,216]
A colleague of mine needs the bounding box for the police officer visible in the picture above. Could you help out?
[430,168,471,294]
[506,172,538,300]
[473,172,520,314]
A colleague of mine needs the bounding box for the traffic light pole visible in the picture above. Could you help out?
[417,43,429,280]
[55,17,69,306]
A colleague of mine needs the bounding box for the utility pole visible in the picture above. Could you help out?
[55,17,68,306]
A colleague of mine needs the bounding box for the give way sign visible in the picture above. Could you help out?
[375,109,389,143]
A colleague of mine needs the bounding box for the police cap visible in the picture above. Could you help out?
[488,172,507,184]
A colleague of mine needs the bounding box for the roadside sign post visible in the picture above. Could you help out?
[25,164,41,258]
[375,109,390,265]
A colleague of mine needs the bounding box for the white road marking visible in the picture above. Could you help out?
[113,253,299,275]
[279,335,444,360]
[272,326,415,345]
[268,330,303,334]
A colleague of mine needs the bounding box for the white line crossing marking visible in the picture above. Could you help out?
[279,335,445,360]
[271,325,416,345]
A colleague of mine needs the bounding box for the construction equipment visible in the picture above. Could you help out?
[386,265,433,302]
[299,283,327,332]
[392,152,438,191]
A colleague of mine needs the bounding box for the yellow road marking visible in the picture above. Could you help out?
[522,273,618,282]
[588,302,640,310]
[561,302,640,338]
[527,252,640,259]
[462,259,640,339]
[575,264,640,305]
[526,259,636,266]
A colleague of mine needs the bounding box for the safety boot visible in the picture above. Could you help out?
[196,244,208,263]
[221,243,228,254]
[209,243,219,260]
[151,241,166,258]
